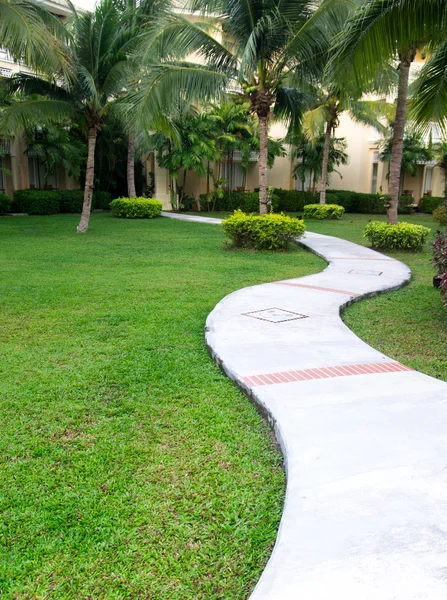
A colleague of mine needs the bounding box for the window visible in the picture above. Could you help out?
[423,167,434,195]
[371,162,379,194]
[28,156,57,189]
[221,161,244,190]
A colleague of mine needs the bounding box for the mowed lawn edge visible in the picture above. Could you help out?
[0,213,324,599]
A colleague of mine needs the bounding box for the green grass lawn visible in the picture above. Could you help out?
[0,213,324,599]
[186,211,447,381]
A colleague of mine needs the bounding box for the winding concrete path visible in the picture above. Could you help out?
[162,212,447,599]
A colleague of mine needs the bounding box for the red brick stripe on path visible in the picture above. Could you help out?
[273,281,360,297]
[241,361,412,387]
[327,257,394,262]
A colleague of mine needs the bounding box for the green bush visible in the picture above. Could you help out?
[110,197,163,219]
[94,191,112,210]
[0,192,11,214]
[303,203,345,220]
[420,195,444,213]
[431,230,447,309]
[364,221,431,252]
[59,190,86,213]
[14,189,60,215]
[433,205,447,226]
[325,189,413,214]
[222,210,306,250]
[272,189,318,212]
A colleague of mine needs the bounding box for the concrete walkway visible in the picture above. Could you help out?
[163,212,447,599]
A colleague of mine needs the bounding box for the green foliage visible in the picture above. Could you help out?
[199,191,279,213]
[379,131,433,180]
[290,133,349,189]
[431,230,447,309]
[304,204,345,220]
[14,189,60,215]
[433,206,447,227]
[110,197,163,219]
[364,221,431,252]
[326,189,412,214]
[0,192,11,214]
[420,196,444,214]
[272,189,318,212]
[222,210,306,250]
[59,190,87,213]
[94,191,112,210]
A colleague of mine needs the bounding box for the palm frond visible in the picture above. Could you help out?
[0,99,75,136]
[302,104,329,140]
[410,41,447,129]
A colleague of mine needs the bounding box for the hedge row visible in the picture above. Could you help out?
[274,188,413,214]
[0,192,12,214]
[13,189,112,215]
[419,195,444,213]
[198,188,414,215]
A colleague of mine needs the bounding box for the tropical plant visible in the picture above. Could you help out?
[432,140,447,203]
[379,130,432,195]
[290,132,348,192]
[24,124,86,183]
[126,0,346,213]
[330,0,447,223]
[0,0,132,233]
[149,107,220,209]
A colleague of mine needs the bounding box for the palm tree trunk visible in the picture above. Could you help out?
[320,118,333,205]
[258,115,268,215]
[127,137,136,198]
[387,51,414,224]
[77,125,97,234]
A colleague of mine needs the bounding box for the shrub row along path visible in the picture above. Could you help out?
[162,211,447,599]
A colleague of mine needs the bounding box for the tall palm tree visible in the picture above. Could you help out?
[330,0,447,223]
[126,0,343,213]
[1,0,131,233]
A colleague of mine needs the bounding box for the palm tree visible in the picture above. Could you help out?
[126,0,343,214]
[330,0,447,223]
[1,0,131,233]
[302,92,392,203]
[379,130,432,196]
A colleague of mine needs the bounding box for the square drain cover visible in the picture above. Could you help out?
[242,307,308,323]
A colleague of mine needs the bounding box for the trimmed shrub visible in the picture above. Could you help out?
[364,221,431,252]
[222,210,306,250]
[326,190,413,214]
[59,190,85,213]
[420,195,444,213]
[433,205,447,227]
[303,203,345,220]
[14,189,60,215]
[272,189,318,212]
[94,191,112,210]
[110,197,163,218]
[431,230,447,308]
[0,192,12,214]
